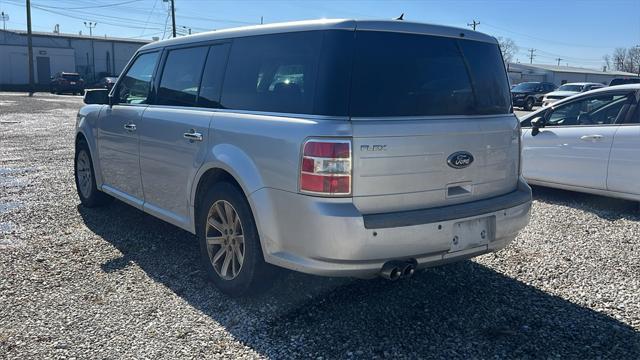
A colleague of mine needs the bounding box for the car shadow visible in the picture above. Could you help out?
[78,202,640,358]
[532,185,639,221]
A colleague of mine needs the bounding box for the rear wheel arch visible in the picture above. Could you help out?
[193,168,247,225]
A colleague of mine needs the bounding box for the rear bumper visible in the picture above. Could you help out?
[250,179,532,278]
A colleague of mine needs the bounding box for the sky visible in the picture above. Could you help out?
[0,0,638,69]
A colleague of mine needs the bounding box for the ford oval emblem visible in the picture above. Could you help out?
[447,151,474,169]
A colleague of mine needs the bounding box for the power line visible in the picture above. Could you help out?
[482,22,619,49]
[28,0,142,10]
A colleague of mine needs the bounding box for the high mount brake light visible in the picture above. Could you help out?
[300,139,352,196]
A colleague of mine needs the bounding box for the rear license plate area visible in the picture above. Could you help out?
[449,216,495,252]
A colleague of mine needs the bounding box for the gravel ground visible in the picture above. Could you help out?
[1,92,638,359]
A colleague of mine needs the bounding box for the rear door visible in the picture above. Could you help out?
[607,99,640,196]
[348,30,518,214]
[98,51,159,206]
[139,43,230,227]
[522,91,634,189]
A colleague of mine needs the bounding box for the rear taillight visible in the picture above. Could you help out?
[300,139,352,196]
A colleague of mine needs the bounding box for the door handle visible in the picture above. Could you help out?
[183,129,203,142]
[580,134,604,141]
[123,123,137,132]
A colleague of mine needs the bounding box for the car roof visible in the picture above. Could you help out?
[561,82,602,86]
[139,18,498,52]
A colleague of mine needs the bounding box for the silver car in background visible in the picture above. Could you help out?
[75,19,532,296]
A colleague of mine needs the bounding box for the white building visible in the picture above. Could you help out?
[0,29,150,90]
[507,63,639,86]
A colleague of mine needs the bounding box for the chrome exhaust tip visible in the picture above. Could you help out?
[380,261,403,281]
[401,263,416,278]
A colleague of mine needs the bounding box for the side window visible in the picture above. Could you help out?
[156,46,208,107]
[547,93,631,126]
[116,52,159,104]
[198,43,230,108]
[221,31,322,114]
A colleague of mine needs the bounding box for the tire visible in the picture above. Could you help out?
[524,97,534,111]
[197,182,277,297]
[74,140,112,207]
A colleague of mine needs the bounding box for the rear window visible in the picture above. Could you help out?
[349,31,511,117]
[62,74,80,81]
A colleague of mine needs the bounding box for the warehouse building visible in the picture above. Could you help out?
[507,63,639,87]
[0,29,150,91]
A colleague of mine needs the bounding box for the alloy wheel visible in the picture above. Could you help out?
[205,200,245,280]
[76,150,93,199]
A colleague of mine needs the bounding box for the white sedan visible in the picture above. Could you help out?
[541,82,606,107]
[520,84,640,202]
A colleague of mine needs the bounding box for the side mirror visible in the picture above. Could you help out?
[530,116,546,136]
[83,89,110,105]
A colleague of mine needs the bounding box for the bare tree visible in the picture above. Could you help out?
[612,48,627,71]
[627,46,640,75]
[496,37,518,64]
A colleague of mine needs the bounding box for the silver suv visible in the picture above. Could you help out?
[75,19,532,296]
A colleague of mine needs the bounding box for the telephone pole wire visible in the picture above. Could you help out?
[467,20,480,31]
[26,0,34,96]
[528,48,536,64]
[170,0,176,38]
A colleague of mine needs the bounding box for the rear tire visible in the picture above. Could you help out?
[524,97,534,111]
[74,140,112,207]
[197,182,277,297]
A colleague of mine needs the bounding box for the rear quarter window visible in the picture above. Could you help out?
[221,31,322,114]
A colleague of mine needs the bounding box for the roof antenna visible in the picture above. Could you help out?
[395,13,404,21]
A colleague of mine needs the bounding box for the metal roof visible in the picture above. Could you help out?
[0,29,151,44]
[509,62,639,77]
[140,18,498,51]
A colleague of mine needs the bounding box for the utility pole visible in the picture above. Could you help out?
[1,11,9,31]
[467,20,480,31]
[556,57,562,66]
[528,48,536,64]
[260,16,263,25]
[636,45,640,76]
[84,21,97,81]
[26,0,34,96]
[170,0,176,38]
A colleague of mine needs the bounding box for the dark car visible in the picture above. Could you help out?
[92,76,118,91]
[511,81,556,110]
[50,72,85,95]
[609,78,640,86]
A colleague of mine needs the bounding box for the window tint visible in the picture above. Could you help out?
[221,31,321,114]
[349,31,511,117]
[547,93,630,126]
[156,46,208,107]
[116,52,159,104]
[198,43,230,108]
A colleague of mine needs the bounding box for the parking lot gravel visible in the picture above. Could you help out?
[1,92,639,359]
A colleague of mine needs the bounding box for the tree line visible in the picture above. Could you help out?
[603,47,640,74]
